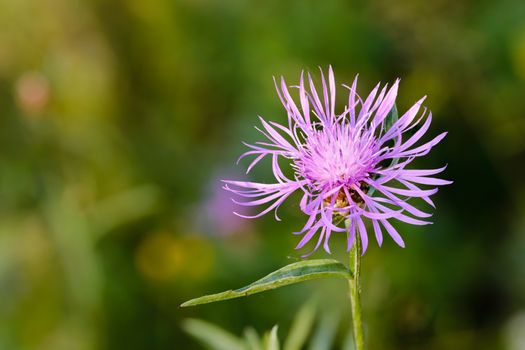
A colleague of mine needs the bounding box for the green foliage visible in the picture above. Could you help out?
[182,319,245,350]
[263,326,280,350]
[181,259,351,307]
[307,309,341,350]
[244,328,262,350]
[183,300,349,350]
[283,300,316,350]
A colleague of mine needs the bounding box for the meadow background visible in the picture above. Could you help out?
[1,0,525,349]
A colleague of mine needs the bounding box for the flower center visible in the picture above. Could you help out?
[322,183,370,218]
[295,126,376,189]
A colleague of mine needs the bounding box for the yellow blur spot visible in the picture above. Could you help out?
[511,29,525,80]
[135,231,214,282]
[402,68,448,114]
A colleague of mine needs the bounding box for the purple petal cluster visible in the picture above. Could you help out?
[224,67,451,254]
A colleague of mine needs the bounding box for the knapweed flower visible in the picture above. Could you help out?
[224,67,450,255]
[200,171,253,236]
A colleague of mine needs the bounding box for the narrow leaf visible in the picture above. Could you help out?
[342,329,356,350]
[182,318,245,350]
[307,308,341,350]
[264,325,280,350]
[244,327,263,350]
[181,259,351,307]
[283,300,317,350]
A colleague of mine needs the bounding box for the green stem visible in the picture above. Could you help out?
[346,219,365,350]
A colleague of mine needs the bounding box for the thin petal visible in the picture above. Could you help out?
[371,219,383,247]
[380,220,405,248]
[356,216,369,255]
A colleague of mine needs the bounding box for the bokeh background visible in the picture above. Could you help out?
[1,0,525,349]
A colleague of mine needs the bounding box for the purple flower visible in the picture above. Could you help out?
[224,67,451,255]
[200,170,254,236]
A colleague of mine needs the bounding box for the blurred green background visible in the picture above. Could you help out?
[1,0,525,349]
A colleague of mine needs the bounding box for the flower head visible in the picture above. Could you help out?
[224,67,451,255]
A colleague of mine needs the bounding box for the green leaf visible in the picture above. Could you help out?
[307,308,341,350]
[342,328,358,350]
[244,327,263,350]
[264,325,280,350]
[283,299,316,350]
[181,259,351,307]
[181,318,245,350]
